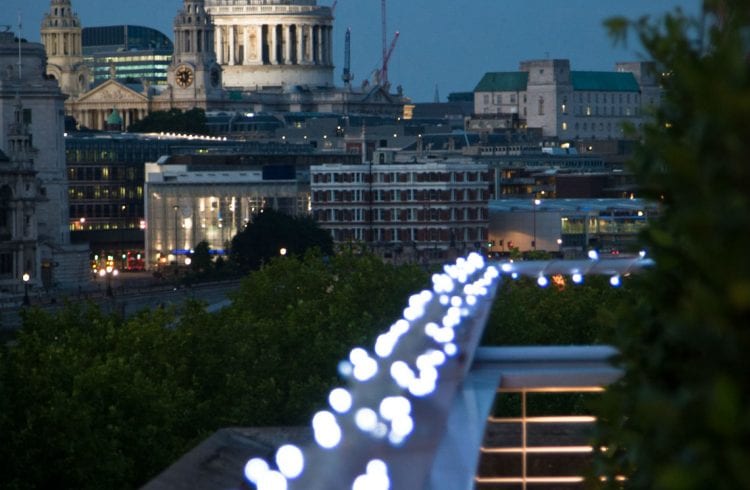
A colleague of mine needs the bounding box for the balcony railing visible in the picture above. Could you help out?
[240,254,649,490]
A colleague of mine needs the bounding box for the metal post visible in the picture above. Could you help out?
[22,272,30,306]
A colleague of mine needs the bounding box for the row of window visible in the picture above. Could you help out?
[313,188,489,203]
[483,91,643,107]
[68,166,143,181]
[313,171,488,184]
[315,207,489,223]
[69,203,144,219]
[68,185,143,200]
[328,227,487,244]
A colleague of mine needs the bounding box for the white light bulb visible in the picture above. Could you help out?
[257,470,287,490]
[355,408,379,432]
[275,445,304,479]
[329,388,352,413]
[244,458,269,484]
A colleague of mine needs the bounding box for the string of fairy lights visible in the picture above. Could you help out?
[242,252,653,490]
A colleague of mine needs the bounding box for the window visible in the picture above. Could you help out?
[538,97,544,116]
[483,94,489,104]
[562,121,568,131]
[0,253,12,275]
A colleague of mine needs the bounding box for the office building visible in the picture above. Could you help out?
[473,59,662,139]
[311,151,490,262]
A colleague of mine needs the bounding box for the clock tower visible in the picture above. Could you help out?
[167,0,223,103]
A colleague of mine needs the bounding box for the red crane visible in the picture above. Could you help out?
[379,0,399,87]
[380,31,399,87]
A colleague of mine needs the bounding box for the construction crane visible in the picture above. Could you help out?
[380,31,399,87]
[331,0,338,13]
[379,0,399,87]
[342,28,353,87]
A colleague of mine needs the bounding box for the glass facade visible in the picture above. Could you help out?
[82,25,173,86]
[146,174,309,267]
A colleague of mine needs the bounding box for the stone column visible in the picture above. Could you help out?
[229,26,236,65]
[324,26,331,65]
[271,24,278,65]
[242,26,250,65]
[296,24,304,65]
[316,26,324,65]
[216,26,224,64]
[284,25,293,64]
[255,24,263,63]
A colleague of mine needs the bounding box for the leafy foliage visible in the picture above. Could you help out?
[230,208,334,272]
[0,253,428,488]
[482,276,630,346]
[593,3,750,489]
[127,108,209,134]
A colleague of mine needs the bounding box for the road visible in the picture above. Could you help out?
[0,275,243,333]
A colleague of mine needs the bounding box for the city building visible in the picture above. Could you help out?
[311,151,490,262]
[66,132,359,267]
[144,156,312,268]
[0,32,89,292]
[473,59,662,139]
[488,198,656,256]
[41,0,408,132]
[205,0,334,89]
[82,25,174,86]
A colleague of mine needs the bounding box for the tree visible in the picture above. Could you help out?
[127,108,209,134]
[481,276,630,346]
[229,208,334,272]
[593,3,750,488]
[218,251,430,425]
[190,240,213,274]
[0,253,429,488]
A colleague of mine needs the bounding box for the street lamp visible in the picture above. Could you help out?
[22,272,30,306]
[280,247,287,257]
[173,205,180,255]
[99,265,118,297]
[532,199,541,250]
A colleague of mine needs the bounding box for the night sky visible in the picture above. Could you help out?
[4,0,700,101]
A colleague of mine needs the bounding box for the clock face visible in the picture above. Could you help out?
[176,65,194,88]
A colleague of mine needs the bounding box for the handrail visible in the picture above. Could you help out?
[240,254,646,490]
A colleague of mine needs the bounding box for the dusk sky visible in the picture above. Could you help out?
[4,0,700,102]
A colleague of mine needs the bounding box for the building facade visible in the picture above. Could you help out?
[488,198,656,256]
[473,59,662,139]
[40,0,91,98]
[0,32,89,292]
[311,154,490,261]
[144,159,310,268]
[82,25,174,86]
[205,0,335,89]
[41,0,406,132]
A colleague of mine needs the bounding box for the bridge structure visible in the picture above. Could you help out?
[241,253,652,490]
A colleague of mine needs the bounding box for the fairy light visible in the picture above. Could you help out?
[239,253,649,489]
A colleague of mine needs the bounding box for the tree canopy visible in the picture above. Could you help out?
[0,253,429,488]
[127,108,209,134]
[594,3,750,488]
[229,208,334,272]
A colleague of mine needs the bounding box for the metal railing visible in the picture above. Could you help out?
[240,254,649,490]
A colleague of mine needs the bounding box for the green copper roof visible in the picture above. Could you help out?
[474,72,529,92]
[571,71,640,92]
[474,70,640,93]
[106,108,123,125]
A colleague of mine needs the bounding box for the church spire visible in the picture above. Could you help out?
[40,0,88,96]
[173,0,215,64]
